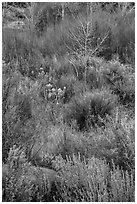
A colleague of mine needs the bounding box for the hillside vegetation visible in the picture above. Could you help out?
[2,2,135,202]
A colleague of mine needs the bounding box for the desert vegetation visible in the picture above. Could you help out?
[2,2,135,202]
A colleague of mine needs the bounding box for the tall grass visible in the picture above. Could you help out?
[3,3,135,64]
[3,146,134,202]
[64,88,116,130]
[52,154,134,202]
[2,3,135,202]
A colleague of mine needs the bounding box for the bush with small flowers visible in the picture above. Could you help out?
[39,78,66,103]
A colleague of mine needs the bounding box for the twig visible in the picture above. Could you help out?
[90,31,109,56]
[67,59,79,77]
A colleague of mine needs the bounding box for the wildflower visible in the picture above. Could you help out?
[48,92,52,98]
[32,81,38,87]
[38,71,45,77]
[25,77,29,82]
[2,60,6,65]
[46,83,52,88]
[58,88,62,93]
[41,71,45,75]
[49,77,52,82]
[52,88,56,92]
[58,89,63,97]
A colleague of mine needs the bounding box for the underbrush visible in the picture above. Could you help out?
[3,3,135,64]
[3,145,135,202]
[2,3,135,202]
[102,61,135,107]
[52,155,134,202]
[63,88,116,130]
[2,56,135,164]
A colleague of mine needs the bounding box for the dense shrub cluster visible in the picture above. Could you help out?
[52,155,134,202]
[3,3,135,63]
[64,89,116,130]
[3,146,135,202]
[2,2,134,202]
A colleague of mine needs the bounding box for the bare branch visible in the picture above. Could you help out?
[90,31,109,56]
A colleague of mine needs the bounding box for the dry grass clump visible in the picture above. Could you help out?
[64,88,116,130]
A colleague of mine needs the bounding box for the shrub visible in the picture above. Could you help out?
[64,89,116,130]
[3,146,134,202]
[111,122,135,172]
[52,155,109,202]
[58,74,77,103]
[52,154,134,202]
[86,66,105,90]
[3,28,34,61]
[3,3,135,64]
[111,8,135,64]
[58,74,89,103]
[102,61,125,83]
[2,69,21,161]
[51,56,76,80]
[2,146,59,202]
[2,28,48,78]
[89,113,135,173]
[102,61,135,107]
[2,3,135,202]
[109,165,135,202]
[28,124,90,167]
[2,66,37,162]
[36,23,69,57]
[89,4,135,63]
